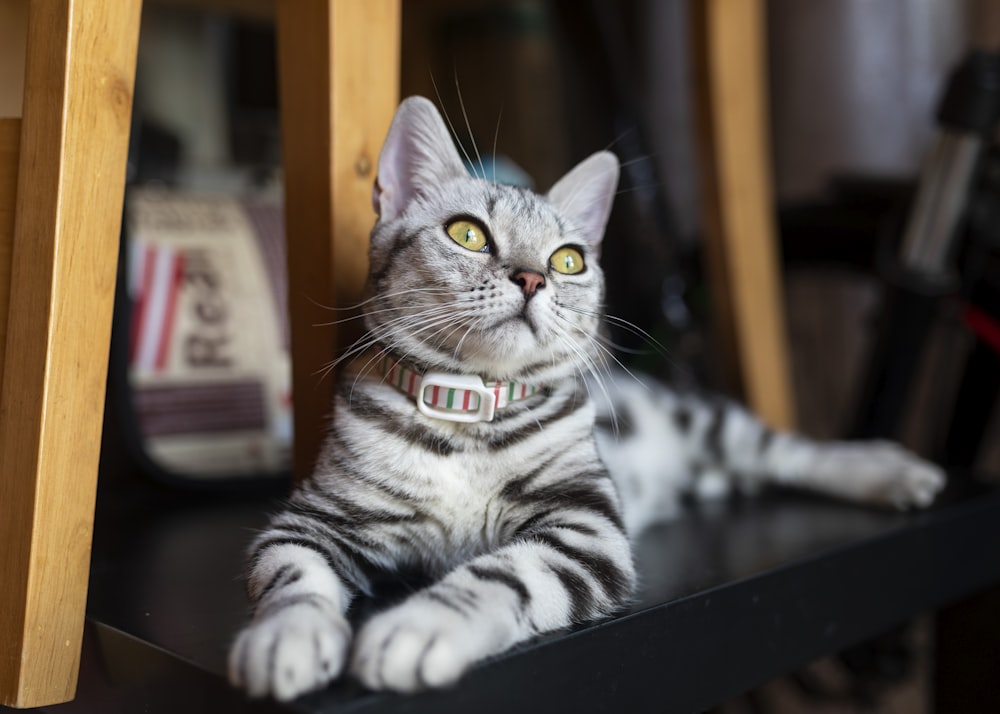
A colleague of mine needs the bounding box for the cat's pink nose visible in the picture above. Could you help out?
[512,270,546,296]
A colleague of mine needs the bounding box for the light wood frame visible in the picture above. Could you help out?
[693,0,796,429]
[275,0,401,478]
[0,0,142,707]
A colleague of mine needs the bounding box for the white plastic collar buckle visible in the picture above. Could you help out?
[417,372,497,423]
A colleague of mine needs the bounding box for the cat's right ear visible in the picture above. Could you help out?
[373,96,468,222]
[546,151,619,255]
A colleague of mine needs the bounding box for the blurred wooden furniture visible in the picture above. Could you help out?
[693,0,796,430]
[276,0,793,477]
[275,0,400,479]
[0,0,142,708]
[0,0,400,707]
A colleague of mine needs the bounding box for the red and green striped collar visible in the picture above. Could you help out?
[378,354,543,423]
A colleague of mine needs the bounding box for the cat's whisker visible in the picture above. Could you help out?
[613,183,660,199]
[313,313,366,328]
[567,349,622,438]
[313,305,462,381]
[453,69,486,181]
[358,302,457,327]
[450,316,485,362]
[603,124,637,153]
[425,313,485,358]
[309,286,453,313]
[618,154,657,171]
[363,286,455,303]
[521,403,546,436]
[369,304,484,365]
[491,104,504,188]
[350,345,397,400]
[394,319,466,359]
[549,319,604,385]
[590,338,650,394]
[565,305,671,358]
[547,318,624,436]
[593,332,650,355]
[567,305,696,387]
[311,288,458,327]
[429,72,478,180]
[553,311,646,404]
[303,287,448,312]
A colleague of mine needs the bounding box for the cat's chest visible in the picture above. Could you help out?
[333,379,592,562]
[389,446,514,517]
[371,445,528,559]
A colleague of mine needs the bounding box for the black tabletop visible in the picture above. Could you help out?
[30,467,1000,714]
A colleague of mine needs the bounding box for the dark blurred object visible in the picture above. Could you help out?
[837,624,920,708]
[935,584,1000,712]
[846,50,1000,714]
[852,50,1000,450]
[550,0,705,385]
[225,18,280,177]
[942,145,1000,467]
[127,118,183,186]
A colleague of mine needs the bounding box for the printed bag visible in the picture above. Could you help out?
[116,188,292,485]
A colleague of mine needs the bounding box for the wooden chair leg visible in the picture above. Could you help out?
[692,0,797,430]
[0,0,27,117]
[0,0,141,707]
[276,0,400,478]
[0,119,17,376]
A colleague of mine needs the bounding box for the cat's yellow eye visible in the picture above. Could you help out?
[550,246,585,275]
[446,219,488,252]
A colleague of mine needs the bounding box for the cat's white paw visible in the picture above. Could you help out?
[228,601,351,701]
[824,441,946,510]
[351,598,479,692]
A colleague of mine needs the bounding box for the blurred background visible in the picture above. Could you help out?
[106,0,1000,476]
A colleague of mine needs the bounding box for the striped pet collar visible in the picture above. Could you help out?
[379,355,543,423]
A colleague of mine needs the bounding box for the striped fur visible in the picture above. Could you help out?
[228,97,944,701]
[592,373,945,535]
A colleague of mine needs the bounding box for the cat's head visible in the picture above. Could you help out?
[365,96,618,383]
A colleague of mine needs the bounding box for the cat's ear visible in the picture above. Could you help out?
[546,151,619,253]
[373,96,468,221]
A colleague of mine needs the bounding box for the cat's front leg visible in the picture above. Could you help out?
[351,523,635,692]
[228,543,356,701]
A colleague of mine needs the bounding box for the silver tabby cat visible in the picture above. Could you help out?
[228,96,945,701]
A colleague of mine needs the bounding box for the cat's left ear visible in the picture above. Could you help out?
[546,151,619,254]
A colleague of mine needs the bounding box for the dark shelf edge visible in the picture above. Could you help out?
[329,487,1000,714]
[35,487,1000,714]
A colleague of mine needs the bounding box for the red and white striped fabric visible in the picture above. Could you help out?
[129,242,185,373]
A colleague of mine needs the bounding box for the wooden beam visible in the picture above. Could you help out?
[0,119,18,392]
[692,0,796,429]
[0,0,28,117]
[0,0,141,707]
[276,0,400,478]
